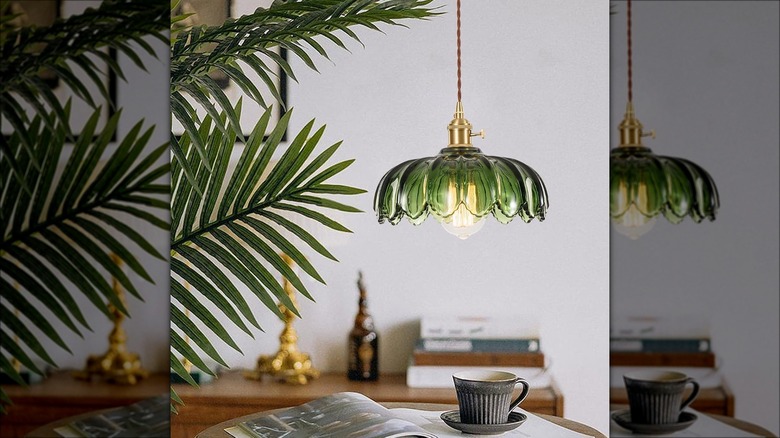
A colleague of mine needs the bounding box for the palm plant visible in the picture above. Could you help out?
[1,0,169,186]
[169,0,437,406]
[0,0,169,413]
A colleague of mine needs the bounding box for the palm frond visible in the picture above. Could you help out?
[0,107,169,402]
[170,0,439,190]
[1,0,168,97]
[168,0,435,409]
[169,104,364,386]
[0,0,169,185]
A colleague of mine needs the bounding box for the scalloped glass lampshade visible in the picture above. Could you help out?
[374,130,548,239]
[610,104,719,239]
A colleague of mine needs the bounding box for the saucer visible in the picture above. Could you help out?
[611,409,697,435]
[440,410,527,435]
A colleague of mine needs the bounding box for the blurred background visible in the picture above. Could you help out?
[610,1,779,435]
[1,1,170,435]
[22,0,171,375]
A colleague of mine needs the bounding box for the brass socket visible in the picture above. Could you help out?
[448,101,480,147]
[619,101,655,147]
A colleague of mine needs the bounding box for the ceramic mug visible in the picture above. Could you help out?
[452,370,530,424]
[623,370,700,424]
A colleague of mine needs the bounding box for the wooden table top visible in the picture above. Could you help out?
[27,403,777,437]
[195,403,606,438]
[610,405,777,437]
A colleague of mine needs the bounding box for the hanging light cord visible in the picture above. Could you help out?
[627,0,633,102]
[457,0,462,102]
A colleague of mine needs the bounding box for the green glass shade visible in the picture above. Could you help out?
[374,146,549,227]
[610,146,719,225]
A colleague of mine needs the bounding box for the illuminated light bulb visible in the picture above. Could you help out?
[439,180,485,239]
[612,204,657,240]
[441,204,486,239]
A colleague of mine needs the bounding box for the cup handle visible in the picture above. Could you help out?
[680,378,700,411]
[508,378,531,412]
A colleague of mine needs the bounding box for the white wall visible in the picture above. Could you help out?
[610,1,779,434]
[27,4,171,373]
[216,0,611,433]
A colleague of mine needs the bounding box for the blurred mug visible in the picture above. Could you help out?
[452,370,530,424]
[624,370,700,424]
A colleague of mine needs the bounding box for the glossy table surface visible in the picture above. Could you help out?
[194,403,607,438]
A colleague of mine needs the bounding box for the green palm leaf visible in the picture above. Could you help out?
[0,0,168,186]
[0,107,169,409]
[170,104,365,392]
[169,0,434,409]
[170,0,438,190]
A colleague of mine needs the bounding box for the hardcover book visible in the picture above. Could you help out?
[420,316,539,339]
[609,338,710,353]
[224,392,589,438]
[610,316,710,339]
[419,338,540,353]
[412,350,546,367]
[610,351,716,367]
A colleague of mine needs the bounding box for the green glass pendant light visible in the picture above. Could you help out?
[610,0,719,240]
[374,0,548,239]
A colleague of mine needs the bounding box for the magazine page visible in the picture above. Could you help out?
[227,392,435,438]
[54,395,169,437]
[390,408,595,438]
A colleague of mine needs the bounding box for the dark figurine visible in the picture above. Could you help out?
[348,271,379,381]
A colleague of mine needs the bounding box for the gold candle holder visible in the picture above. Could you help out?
[73,254,148,385]
[244,254,320,385]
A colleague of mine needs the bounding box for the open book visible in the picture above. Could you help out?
[54,395,168,437]
[226,392,594,438]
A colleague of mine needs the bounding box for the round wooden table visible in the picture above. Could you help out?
[195,403,607,438]
[610,405,776,437]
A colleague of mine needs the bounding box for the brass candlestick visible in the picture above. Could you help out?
[244,254,319,384]
[73,254,148,385]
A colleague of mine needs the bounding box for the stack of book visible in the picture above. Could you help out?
[610,316,715,368]
[407,316,549,388]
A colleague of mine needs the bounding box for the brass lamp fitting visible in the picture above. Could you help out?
[73,254,148,385]
[618,101,655,147]
[244,254,319,385]
[448,101,484,147]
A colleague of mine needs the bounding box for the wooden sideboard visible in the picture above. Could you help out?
[171,371,564,438]
[0,371,168,437]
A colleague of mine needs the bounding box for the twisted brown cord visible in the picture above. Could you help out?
[627,0,633,102]
[457,0,462,102]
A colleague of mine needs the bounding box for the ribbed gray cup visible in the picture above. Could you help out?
[624,371,700,424]
[453,370,530,424]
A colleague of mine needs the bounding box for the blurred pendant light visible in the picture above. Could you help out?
[611,0,719,240]
[373,0,548,240]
